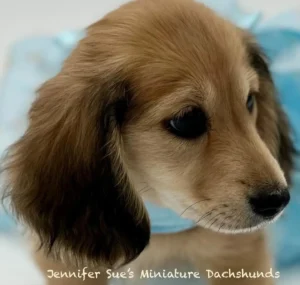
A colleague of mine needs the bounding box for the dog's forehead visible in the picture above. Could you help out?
[112,1,249,107]
[130,2,244,64]
[90,0,251,108]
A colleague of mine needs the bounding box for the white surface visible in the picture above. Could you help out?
[0,235,45,285]
[1,0,300,284]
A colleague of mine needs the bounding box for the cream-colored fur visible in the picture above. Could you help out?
[35,228,273,285]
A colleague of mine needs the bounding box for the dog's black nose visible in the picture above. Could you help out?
[249,189,290,218]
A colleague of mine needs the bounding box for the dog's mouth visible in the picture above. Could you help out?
[182,199,288,234]
[179,186,290,234]
[194,209,285,234]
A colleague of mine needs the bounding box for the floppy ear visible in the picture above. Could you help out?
[275,104,296,183]
[247,41,296,184]
[2,35,150,268]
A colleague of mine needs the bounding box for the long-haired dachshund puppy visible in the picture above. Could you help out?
[2,0,295,284]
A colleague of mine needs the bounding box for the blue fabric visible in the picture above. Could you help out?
[1,0,300,276]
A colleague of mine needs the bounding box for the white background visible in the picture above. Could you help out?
[0,0,300,284]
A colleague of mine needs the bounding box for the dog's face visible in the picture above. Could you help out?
[2,0,294,269]
[122,14,289,233]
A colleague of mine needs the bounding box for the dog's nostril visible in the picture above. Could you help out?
[249,189,290,218]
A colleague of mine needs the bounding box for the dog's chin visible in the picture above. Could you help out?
[199,210,285,235]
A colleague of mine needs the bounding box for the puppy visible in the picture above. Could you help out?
[2,0,295,284]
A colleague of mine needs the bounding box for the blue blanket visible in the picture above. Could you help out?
[1,0,300,278]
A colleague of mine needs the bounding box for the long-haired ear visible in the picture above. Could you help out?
[247,41,296,184]
[275,104,296,183]
[2,37,150,268]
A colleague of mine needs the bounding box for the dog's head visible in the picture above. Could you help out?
[2,0,295,269]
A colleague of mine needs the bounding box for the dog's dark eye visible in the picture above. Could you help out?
[167,108,208,139]
[246,93,256,113]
